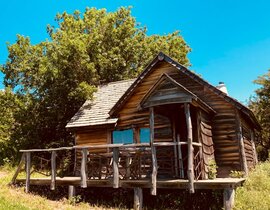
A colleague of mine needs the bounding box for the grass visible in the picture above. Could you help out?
[234,161,270,210]
[2,161,270,209]
[0,165,92,210]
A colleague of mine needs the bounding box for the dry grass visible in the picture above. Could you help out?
[0,166,113,210]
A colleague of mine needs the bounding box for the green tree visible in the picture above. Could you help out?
[1,7,191,159]
[249,70,270,160]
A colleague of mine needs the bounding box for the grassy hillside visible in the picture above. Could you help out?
[234,161,270,209]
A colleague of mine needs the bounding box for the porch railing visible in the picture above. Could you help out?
[11,142,202,195]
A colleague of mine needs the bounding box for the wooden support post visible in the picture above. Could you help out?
[223,188,235,210]
[113,147,119,188]
[11,153,26,185]
[134,187,143,210]
[251,130,258,165]
[172,120,179,177]
[150,107,157,196]
[50,151,56,190]
[184,103,195,193]
[177,135,184,178]
[68,185,76,199]
[235,110,248,176]
[25,152,31,193]
[80,148,88,188]
[197,110,206,179]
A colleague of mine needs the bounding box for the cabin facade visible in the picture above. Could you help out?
[12,52,260,210]
[66,52,259,183]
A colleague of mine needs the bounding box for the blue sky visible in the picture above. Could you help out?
[0,0,269,103]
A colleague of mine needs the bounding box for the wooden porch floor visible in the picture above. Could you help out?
[15,177,245,190]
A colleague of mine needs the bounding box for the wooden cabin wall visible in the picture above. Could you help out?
[159,64,242,177]
[75,129,110,153]
[113,61,254,177]
[199,110,215,177]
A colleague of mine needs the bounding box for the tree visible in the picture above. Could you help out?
[1,7,191,159]
[249,70,270,160]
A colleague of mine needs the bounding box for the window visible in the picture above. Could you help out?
[140,128,150,143]
[113,129,133,144]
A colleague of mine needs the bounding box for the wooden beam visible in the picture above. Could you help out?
[235,110,248,176]
[133,127,140,143]
[11,153,26,185]
[20,147,73,152]
[197,109,206,179]
[223,188,235,210]
[68,185,76,199]
[25,152,31,193]
[80,148,88,188]
[250,130,258,165]
[177,135,184,179]
[134,187,143,210]
[150,107,157,195]
[172,119,178,177]
[113,147,119,188]
[50,151,56,190]
[185,103,195,193]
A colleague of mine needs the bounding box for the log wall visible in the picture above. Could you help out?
[116,62,244,177]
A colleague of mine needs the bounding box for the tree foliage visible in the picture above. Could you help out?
[249,70,270,160]
[0,7,190,162]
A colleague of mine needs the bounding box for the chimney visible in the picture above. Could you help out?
[216,82,228,95]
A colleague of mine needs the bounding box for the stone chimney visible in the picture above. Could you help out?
[216,82,228,95]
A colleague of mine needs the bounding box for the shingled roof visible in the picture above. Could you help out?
[66,79,135,128]
[66,52,260,130]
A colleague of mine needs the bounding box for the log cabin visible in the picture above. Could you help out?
[66,52,260,183]
[13,52,260,210]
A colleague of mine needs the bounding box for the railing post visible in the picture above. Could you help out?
[11,152,26,185]
[134,187,143,210]
[185,103,195,193]
[50,151,56,190]
[81,148,88,188]
[25,152,31,193]
[150,107,157,195]
[113,147,119,188]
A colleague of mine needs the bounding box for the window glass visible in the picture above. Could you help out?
[113,129,133,144]
[140,128,150,143]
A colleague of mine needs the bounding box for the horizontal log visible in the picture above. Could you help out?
[20,147,73,153]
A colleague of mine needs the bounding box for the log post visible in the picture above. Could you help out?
[197,110,206,179]
[150,107,157,195]
[184,103,195,193]
[50,151,56,190]
[113,147,119,188]
[251,130,258,165]
[235,110,248,176]
[11,153,26,185]
[68,185,76,199]
[134,187,143,210]
[25,152,31,193]
[223,188,235,210]
[172,120,179,177]
[80,148,88,188]
[177,135,184,178]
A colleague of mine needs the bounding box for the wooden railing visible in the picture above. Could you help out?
[11,142,202,195]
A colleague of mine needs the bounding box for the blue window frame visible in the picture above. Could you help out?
[112,129,133,144]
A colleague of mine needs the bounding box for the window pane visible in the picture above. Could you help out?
[140,128,150,143]
[113,129,133,144]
